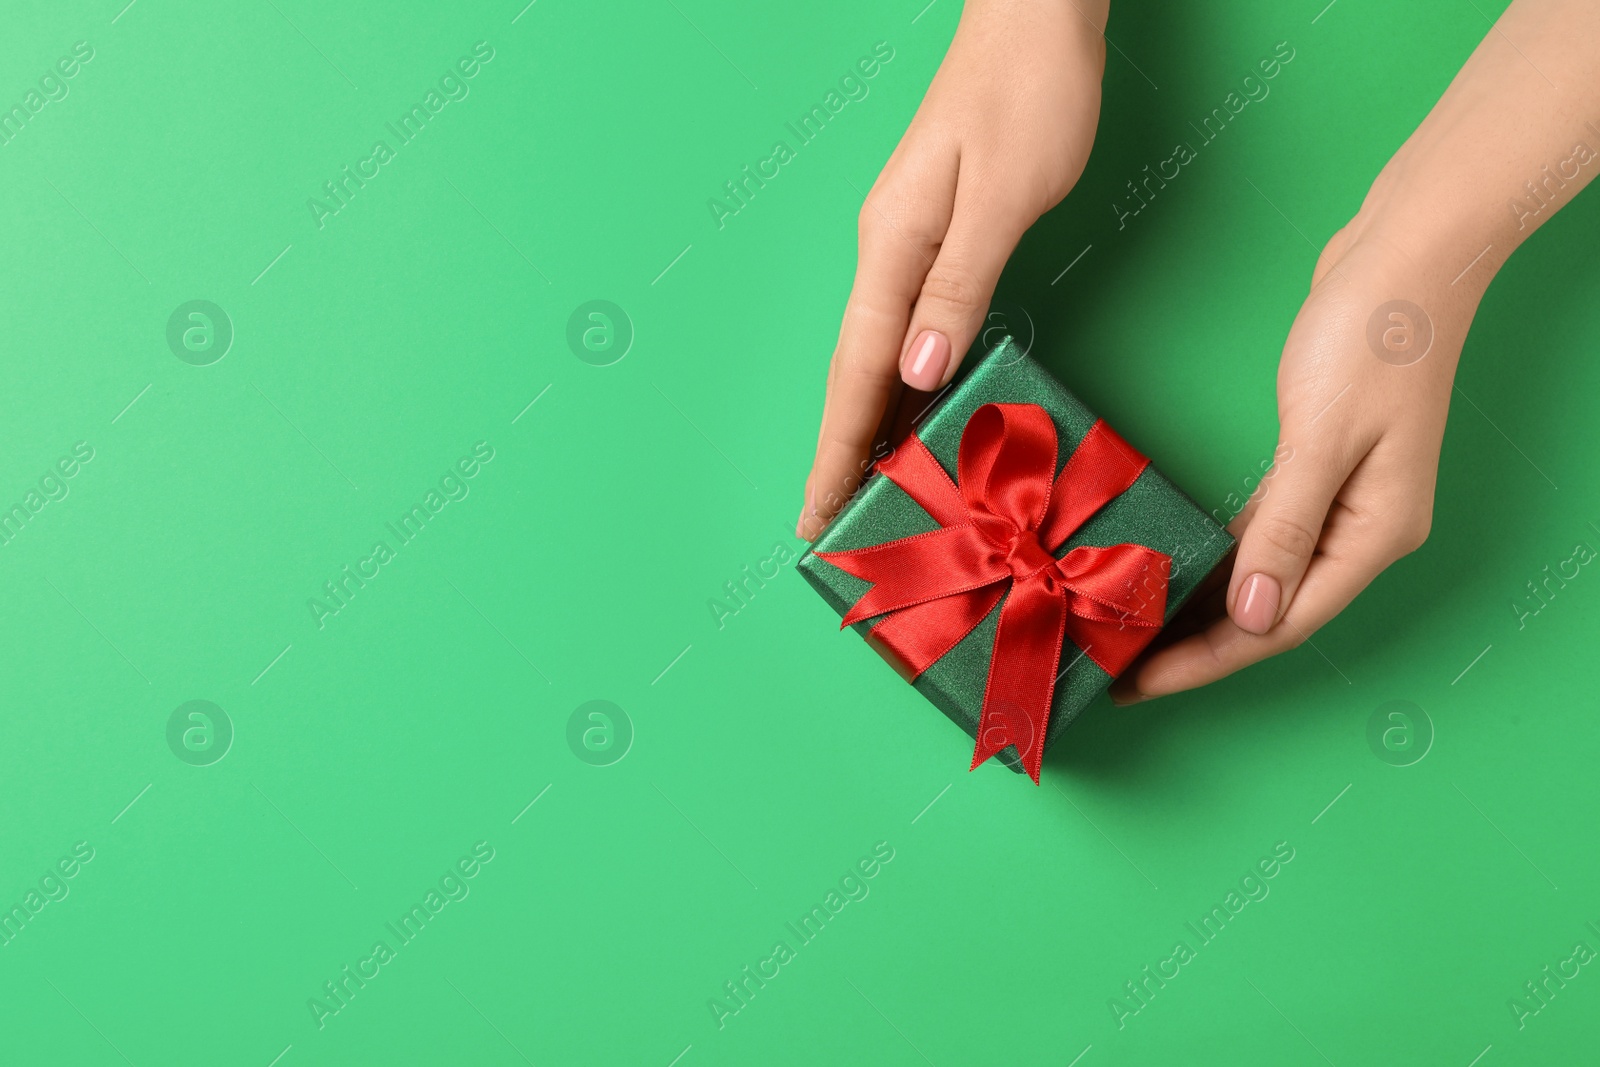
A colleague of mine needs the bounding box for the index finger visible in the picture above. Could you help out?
[801,157,956,538]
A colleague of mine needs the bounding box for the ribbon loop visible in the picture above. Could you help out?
[958,404,1058,537]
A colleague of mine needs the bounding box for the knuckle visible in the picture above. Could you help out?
[855,192,899,243]
[857,188,939,249]
[1313,224,1354,281]
[1200,630,1233,675]
[855,201,888,246]
[1252,515,1320,564]
[917,267,986,317]
[829,331,898,385]
[856,191,884,229]
[1390,511,1432,556]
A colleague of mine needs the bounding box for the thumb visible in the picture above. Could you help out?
[898,186,1030,391]
[1226,441,1349,635]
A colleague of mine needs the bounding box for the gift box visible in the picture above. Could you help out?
[798,337,1234,781]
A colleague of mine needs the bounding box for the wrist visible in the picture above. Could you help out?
[1343,101,1600,305]
[1310,167,1486,383]
[1338,156,1504,307]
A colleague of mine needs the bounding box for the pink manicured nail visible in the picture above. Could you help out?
[902,330,951,390]
[1235,573,1281,635]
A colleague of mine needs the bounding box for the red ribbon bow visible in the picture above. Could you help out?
[818,403,1171,783]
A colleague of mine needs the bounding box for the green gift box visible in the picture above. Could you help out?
[797,337,1234,778]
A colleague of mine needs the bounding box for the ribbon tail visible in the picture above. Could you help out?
[816,524,1005,628]
[868,584,1006,680]
[969,578,1069,784]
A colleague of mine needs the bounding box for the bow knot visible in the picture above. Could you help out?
[1003,531,1058,581]
[817,403,1171,783]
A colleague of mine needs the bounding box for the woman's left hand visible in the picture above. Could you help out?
[1111,216,1476,701]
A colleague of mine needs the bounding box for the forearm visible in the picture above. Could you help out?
[961,0,1109,43]
[1351,0,1600,293]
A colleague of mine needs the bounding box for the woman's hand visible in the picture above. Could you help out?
[1112,0,1600,700]
[1111,218,1475,701]
[799,0,1110,538]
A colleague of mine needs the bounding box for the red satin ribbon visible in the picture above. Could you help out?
[818,403,1171,783]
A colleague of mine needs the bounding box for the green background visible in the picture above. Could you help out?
[1,0,1595,1063]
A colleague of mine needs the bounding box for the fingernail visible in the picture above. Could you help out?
[1109,687,1149,706]
[901,330,950,391]
[1235,573,1281,635]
